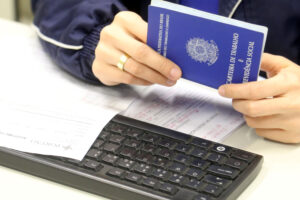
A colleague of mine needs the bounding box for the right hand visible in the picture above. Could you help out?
[92,11,182,86]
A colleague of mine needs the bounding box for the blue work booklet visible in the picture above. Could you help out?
[147,0,268,89]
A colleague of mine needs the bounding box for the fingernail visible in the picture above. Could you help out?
[170,68,181,79]
[218,86,225,96]
[166,79,176,86]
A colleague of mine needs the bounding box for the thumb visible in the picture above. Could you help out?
[260,53,294,76]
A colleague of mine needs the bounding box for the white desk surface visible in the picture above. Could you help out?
[0,18,299,200]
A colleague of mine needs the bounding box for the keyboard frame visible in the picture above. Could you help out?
[0,114,263,200]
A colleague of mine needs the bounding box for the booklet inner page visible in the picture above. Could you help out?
[151,0,268,35]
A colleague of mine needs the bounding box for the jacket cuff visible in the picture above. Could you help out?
[80,22,110,83]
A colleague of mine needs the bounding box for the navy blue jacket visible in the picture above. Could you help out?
[32,0,300,84]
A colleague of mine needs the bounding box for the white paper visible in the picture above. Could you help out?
[0,101,107,160]
[151,0,268,34]
[122,80,244,142]
[0,23,142,160]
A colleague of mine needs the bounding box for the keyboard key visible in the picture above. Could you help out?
[207,153,227,164]
[107,168,124,178]
[84,160,103,171]
[109,134,125,144]
[110,123,128,134]
[168,173,186,185]
[141,143,156,154]
[104,123,114,130]
[174,153,190,163]
[203,183,223,197]
[152,157,169,168]
[191,158,210,170]
[126,128,143,139]
[133,163,152,174]
[212,144,231,156]
[117,158,135,170]
[204,174,232,188]
[168,162,186,174]
[103,143,120,153]
[124,139,140,148]
[185,168,205,179]
[184,178,204,190]
[225,158,248,171]
[86,149,102,160]
[99,131,110,140]
[119,147,136,158]
[175,143,192,153]
[151,168,169,179]
[157,148,174,159]
[207,165,239,179]
[231,150,255,163]
[191,138,212,149]
[125,172,141,183]
[158,138,177,148]
[141,178,158,188]
[159,182,178,195]
[190,147,207,159]
[141,133,158,143]
[92,139,104,149]
[102,154,119,165]
[136,152,154,163]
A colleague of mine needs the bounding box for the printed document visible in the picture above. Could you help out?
[0,23,141,160]
[122,80,244,142]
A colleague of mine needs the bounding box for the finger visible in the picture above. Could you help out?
[232,98,287,117]
[94,63,152,86]
[260,53,295,74]
[92,60,119,86]
[218,73,288,100]
[124,58,177,86]
[96,43,121,65]
[114,11,148,43]
[108,65,153,86]
[255,128,300,144]
[244,115,283,129]
[97,46,176,86]
[111,31,182,81]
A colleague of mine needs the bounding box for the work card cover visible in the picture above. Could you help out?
[147,0,268,89]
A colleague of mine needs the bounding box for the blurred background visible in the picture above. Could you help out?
[0,0,33,24]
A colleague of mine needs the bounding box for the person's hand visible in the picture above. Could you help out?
[218,53,300,144]
[92,11,182,86]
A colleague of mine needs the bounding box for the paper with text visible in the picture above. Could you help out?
[122,80,244,142]
[0,23,142,160]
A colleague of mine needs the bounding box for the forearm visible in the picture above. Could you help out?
[32,0,127,83]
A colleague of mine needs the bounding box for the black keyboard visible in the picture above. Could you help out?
[0,114,262,200]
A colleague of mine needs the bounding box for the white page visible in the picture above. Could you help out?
[122,79,244,142]
[151,0,268,34]
[0,101,107,159]
[0,23,143,160]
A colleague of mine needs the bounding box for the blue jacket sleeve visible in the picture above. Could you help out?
[31,0,127,84]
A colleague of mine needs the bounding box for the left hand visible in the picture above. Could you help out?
[218,53,300,144]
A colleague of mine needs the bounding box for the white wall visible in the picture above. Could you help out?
[0,0,16,20]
